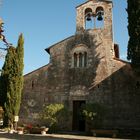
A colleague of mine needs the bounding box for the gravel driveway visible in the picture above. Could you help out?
[0,132,133,140]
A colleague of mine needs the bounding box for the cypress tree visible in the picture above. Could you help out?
[0,46,17,127]
[14,34,24,117]
[0,34,24,128]
[127,0,140,67]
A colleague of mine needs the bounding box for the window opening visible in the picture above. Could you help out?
[72,45,88,68]
[85,8,94,29]
[85,16,94,29]
[85,7,104,29]
[136,81,140,89]
[73,52,87,68]
[84,52,87,67]
[74,53,78,67]
[31,81,34,89]
[95,7,104,28]
[79,53,83,67]
[114,44,120,58]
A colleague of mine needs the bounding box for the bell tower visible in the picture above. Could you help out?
[76,0,113,39]
[75,0,115,59]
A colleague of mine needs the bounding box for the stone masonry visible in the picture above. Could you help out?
[20,0,140,131]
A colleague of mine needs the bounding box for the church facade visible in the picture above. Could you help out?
[20,0,140,131]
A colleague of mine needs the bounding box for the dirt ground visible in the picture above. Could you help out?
[0,133,133,140]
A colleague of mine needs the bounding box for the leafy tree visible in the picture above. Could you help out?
[0,34,24,128]
[127,0,140,67]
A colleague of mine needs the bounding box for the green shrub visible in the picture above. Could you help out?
[81,103,105,129]
[40,103,69,132]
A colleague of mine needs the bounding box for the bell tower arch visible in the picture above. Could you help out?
[76,0,113,39]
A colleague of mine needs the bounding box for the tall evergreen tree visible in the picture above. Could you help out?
[14,33,24,118]
[127,0,140,67]
[0,34,24,128]
[0,46,17,127]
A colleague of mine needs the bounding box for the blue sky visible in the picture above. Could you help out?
[0,0,128,74]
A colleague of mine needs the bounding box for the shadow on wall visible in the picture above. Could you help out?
[89,62,140,130]
[65,31,104,89]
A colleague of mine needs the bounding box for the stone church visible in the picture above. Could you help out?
[20,0,140,132]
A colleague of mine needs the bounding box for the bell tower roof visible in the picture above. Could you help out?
[87,0,112,2]
[76,0,112,8]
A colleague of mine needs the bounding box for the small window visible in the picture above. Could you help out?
[84,52,87,67]
[79,53,83,67]
[74,53,78,67]
[73,52,87,68]
[114,44,120,58]
[136,81,140,89]
[31,81,34,89]
[72,45,88,68]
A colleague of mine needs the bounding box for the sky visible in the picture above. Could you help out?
[0,0,128,74]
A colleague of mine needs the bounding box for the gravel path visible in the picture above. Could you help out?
[0,132,133,140]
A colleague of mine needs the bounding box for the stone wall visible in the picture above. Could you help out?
[20,65,49,125]
[20,0,140,131]
[20,30,140,130]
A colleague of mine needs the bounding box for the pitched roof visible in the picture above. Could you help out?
[45,35,74,54]
[24,64,50,77]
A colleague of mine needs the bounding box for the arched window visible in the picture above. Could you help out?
[73,52,87,68]
[79,53,83,67]
[72,45,88,68]
[74,53,78,67]
[84,52,87,67]
[72,51,88,68]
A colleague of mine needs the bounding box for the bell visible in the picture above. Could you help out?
[97,11,103,21]
[87,16,91,21]
[0,29,4,33]
[97,15,103,21]
[86,13,91,21]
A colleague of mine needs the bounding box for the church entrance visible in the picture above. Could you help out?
[72,101,86,131]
